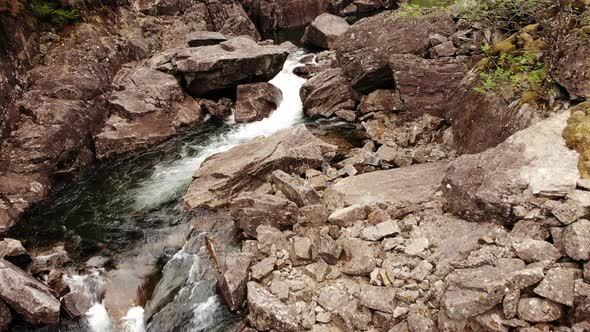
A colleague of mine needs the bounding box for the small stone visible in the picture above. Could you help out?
[512,239,561,263]
[396,290,419,303]
[291,236,313,262]
[503,288,520,319]
[328,204,367,227]
[410,260,433,281]
[393,306,408,318]
[533,268,574,306]
[337,164,358,177]
[272,170,320,207]
[367,209,389,225]
[380,269,392,286]
[316,311,331,323]
[552,200,586,225]
[517,297,563,322]
[251,257,276,281]
[247,282,300,331]
[270,279,289,301]
[563,219,590,260]
[361,220,400,241]
[370,268,382,286]
[404,238,429,256]
[341,238,376,276]
[319,235,342,265]
[303,260,330,282]
[359,284,396,313]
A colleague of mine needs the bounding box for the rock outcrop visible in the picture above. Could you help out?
[231,192,299,238]
[240,0,329,32]
[333,11,456,92]
[301,13,350,49]
[182,124,337,209]
[235,83,283,123]
[95,64,205,159]
[0,259,60,326]
[444,111,580,224]
[552,28,590,100]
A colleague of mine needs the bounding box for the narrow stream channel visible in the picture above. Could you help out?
[11,49,313,332]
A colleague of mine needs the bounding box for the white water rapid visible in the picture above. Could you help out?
[75,48,311,332]
[132,49,309,211]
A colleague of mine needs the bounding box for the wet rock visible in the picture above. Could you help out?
[218,252,253,312]
[154,37,289,97]
[235,82,283,123]
[512,239,561,263]
[328,204,367,227]
[341,238,376,276]
[199,98,232,119]
[517,297,563,322]
[533,268,574,306]
[300,68,356,118]
[334,10,455,92]
[187,31,227,47]
[361,220,400,241]
[29,245,71,275]
[302,13,350,49]
[271,170,320,207]
[444,112,580,224]
[324,161,448,209]
[551,29,590,100]
[0,238,30,267]
[231,192,298,238]
[0,259,60,325]
[47,270,69,297]
[61,290,92,319]
[183,124,336,209]
[95,64,204,159]
[247,282,300,331]
[0,300,11,331]
[563,219,590,261]
[389,54,476,117]
[359,89,403,114]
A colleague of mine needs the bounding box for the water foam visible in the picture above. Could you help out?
[132,49,309,210]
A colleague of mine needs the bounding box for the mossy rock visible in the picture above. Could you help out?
[564,101,590,178]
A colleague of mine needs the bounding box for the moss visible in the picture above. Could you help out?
[520,91,539,104]
[492,35,517,54]
[564,101,590,178]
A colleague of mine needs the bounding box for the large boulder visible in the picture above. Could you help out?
[446,67,540,154]
[182,124,337,209]
[240,0,329,32]
[323,161,448,209]
[0,238,30,267]
[389,54,476,118]
[230,192,299,238]
[444,111,580,224]
[333,10,455,93]
[300,68,356,118]
[150,37,289,97]
[205,0,261,41]
[551,29,590,100]
[302,13,350,49]
[95,64,205,159]
[235,83,283,123]
[0,259,60,326]
[247,282,300,331]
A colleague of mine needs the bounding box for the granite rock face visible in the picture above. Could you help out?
[302,13,350,49]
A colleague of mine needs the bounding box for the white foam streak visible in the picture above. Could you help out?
[87,303,114,332]
[132,50,309,210]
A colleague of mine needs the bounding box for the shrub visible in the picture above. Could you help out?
[30,0,79,25]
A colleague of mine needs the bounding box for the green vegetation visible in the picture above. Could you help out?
[474,43,546,96]
[396,3,424,18]
[564,102,590,178]
[30,0,79,26]
[461,0,555,32]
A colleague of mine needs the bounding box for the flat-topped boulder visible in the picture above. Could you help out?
[0,259,60,326]
[444,111,580,224]
[182,124,337,210]
[186,31,227,47]
[323,161,448,209]
[302,13,350,49]
[150,36,290,97]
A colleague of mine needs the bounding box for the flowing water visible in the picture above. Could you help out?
[11,49,318,331]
